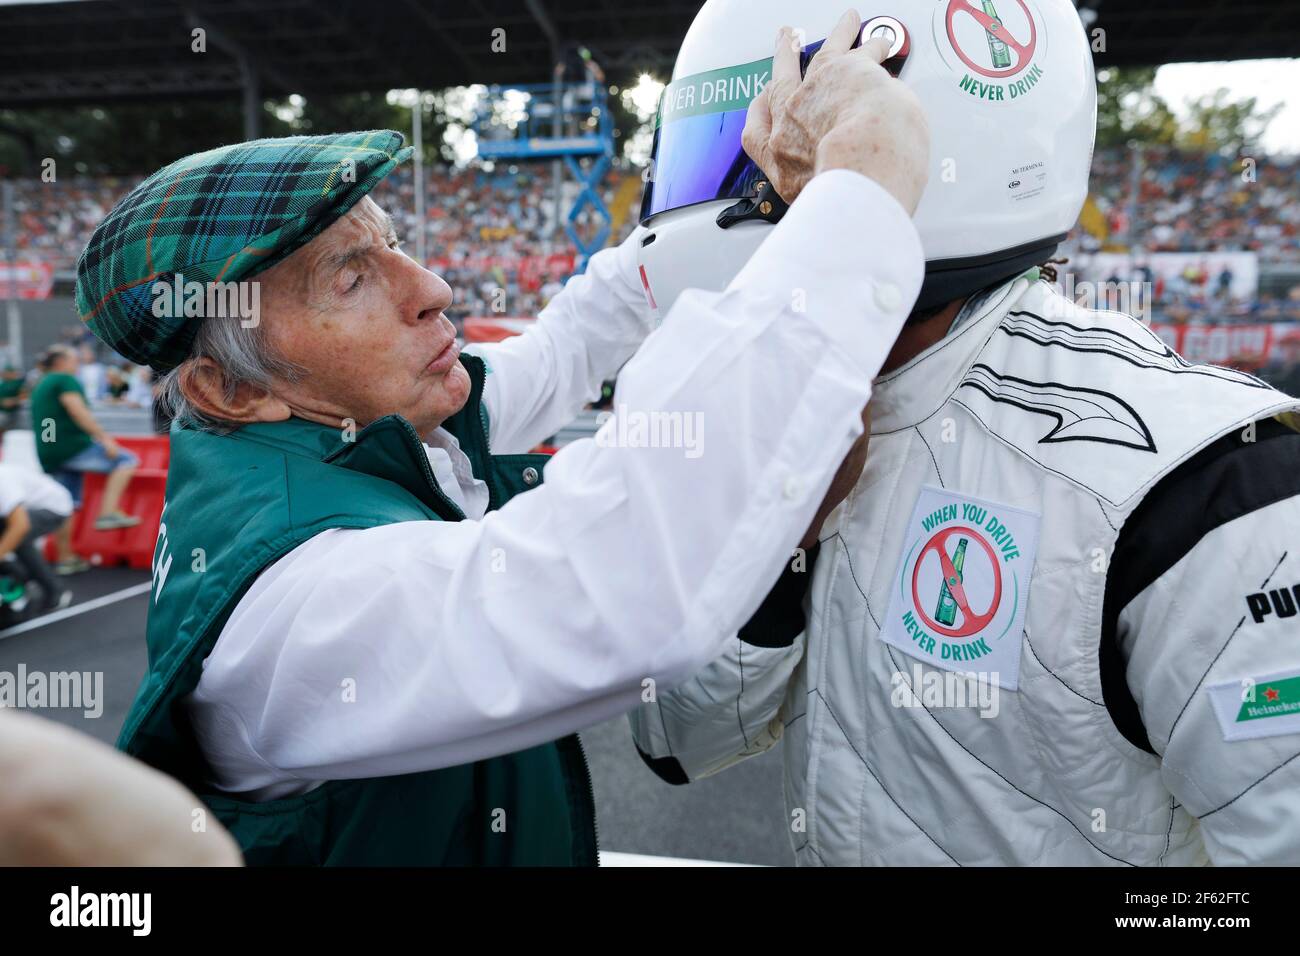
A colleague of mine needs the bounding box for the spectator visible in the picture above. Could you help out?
[29,344,140,547]
[0,365,26,436]
[77,344,106,402]
[0,463,73,610]
[104,365,130,402]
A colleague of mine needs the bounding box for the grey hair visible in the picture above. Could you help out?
[156,317,304,433]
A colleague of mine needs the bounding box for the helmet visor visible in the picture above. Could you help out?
[639,22,906,224]
[638,56,770,224]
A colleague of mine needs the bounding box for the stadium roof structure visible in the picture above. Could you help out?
[2,0,1298,107]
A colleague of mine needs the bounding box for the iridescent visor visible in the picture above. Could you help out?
[639,56,771,223]
[640,23,905,224]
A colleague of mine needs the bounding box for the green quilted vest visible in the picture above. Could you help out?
[117,355,598,866]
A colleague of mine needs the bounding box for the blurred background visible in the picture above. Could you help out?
[0,0,1297,865]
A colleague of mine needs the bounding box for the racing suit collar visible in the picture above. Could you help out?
[870,272,1038,435]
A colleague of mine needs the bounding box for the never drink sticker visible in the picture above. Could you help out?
[881,486,1040,690]
[656,57,771,128]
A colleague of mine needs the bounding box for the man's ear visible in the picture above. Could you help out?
[178,357,291,424]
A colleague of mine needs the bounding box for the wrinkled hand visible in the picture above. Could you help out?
[741,9,930,212]
[0,710,243,866]
[800,403,871,550]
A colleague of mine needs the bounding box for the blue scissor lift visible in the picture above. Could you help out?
[470,82,616,274]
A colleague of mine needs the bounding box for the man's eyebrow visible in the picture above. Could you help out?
[310,211,400,293]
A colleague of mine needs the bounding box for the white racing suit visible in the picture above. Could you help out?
[631,273,1300,865]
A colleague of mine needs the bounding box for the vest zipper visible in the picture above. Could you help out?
[477,402,500,513]
[574,734,599,866]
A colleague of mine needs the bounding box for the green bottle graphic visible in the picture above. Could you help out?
[934,538,969,626]
[981,0,1013,69]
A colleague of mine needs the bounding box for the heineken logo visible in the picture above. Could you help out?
[938,0,1046,101]
[1210,670,1300,742]
[882,487,1040,691]
[1237,679,1300,722]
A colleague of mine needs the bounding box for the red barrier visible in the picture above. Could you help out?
[53,435,169,570]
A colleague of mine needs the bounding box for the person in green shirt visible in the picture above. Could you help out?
[29,345,141,565]
[0,365,25,434]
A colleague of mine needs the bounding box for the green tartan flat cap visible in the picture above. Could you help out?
[75,129,412,371]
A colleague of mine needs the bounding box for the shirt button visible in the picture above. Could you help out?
[874,282,903,313]
[782,476,801,500]
[522,466,540,486]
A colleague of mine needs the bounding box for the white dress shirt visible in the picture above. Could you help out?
[188,171,925,800]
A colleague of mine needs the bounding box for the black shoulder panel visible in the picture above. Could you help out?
[1101,417,1300,753]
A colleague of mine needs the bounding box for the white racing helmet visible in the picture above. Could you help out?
[636,0,1097,318]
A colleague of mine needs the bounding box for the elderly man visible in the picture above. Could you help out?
[80,27,928,865]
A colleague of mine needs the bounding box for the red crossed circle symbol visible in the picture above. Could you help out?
[945,0,1037,79]
[910,525,1002,638]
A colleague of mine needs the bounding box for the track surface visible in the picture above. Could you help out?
[0,569,793,866]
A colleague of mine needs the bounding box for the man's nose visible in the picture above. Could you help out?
[402,257,454,323]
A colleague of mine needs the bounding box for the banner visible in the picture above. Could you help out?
[1149,321,1300,370]
[0,261,55,300]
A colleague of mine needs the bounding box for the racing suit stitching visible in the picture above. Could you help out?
[950,396,1121,504]
[794,840,829,865]
[812,687,961,865]
[1259,551,1288,588]
[914,425,945,488]
[1160,796,1175,863]
[654,694,677,761]
[1097,499,1119,533]
[1021,627,1104,707]
[1006,309,1273,390]
[829,531,880,629]
[784,686,817,729]
[736,635,751,750]
[1200,748,1300,818]
[1166,614,1247,745]
[881,643,1139,866]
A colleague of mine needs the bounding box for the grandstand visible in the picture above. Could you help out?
[6,147,1298,363]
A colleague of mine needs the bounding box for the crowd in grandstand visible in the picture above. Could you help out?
[1085,146,1300,263]
[5,147,1299,330]
[369,163,639,319]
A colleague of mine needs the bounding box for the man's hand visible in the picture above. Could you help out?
[0,710,242,866]
[800,404,871,550]
[742,9,930,213]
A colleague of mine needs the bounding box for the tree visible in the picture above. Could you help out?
[1095,66,1178,149]
[1095,65,1280,155]
[1177,88,1282,156]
